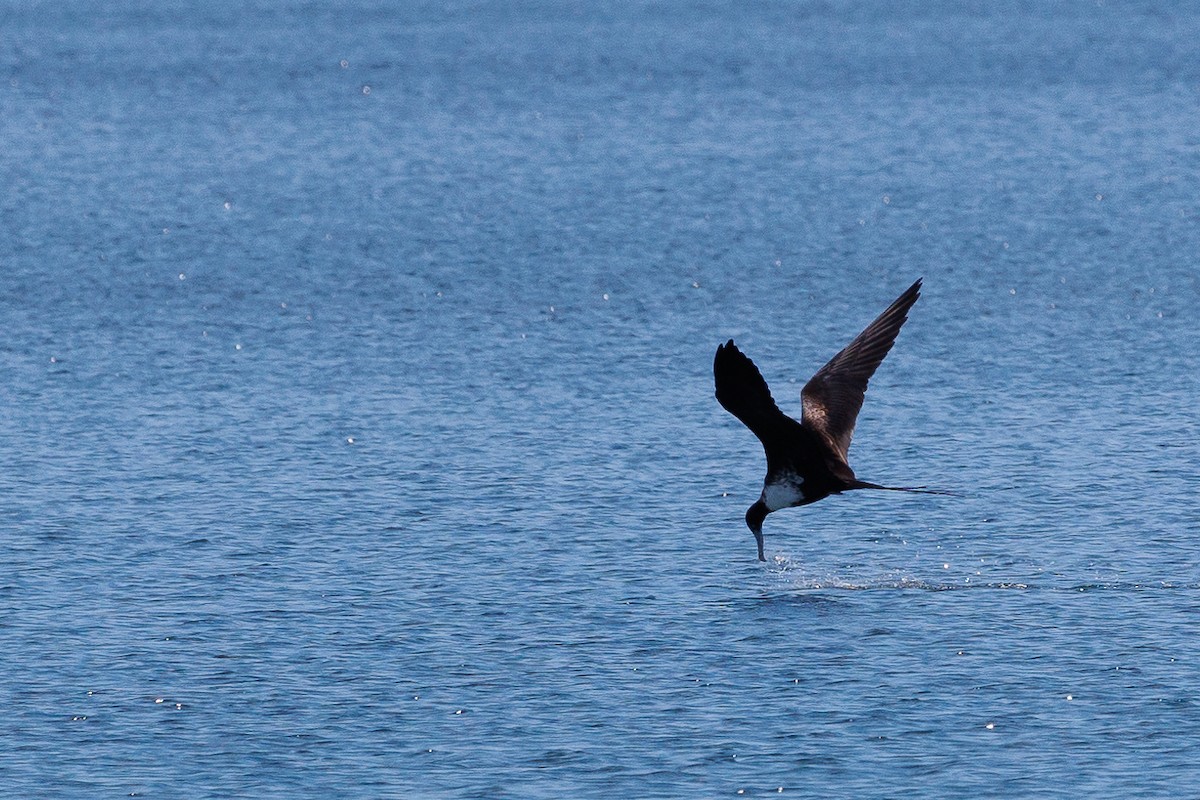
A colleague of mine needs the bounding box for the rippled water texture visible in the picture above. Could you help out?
[2,1,1199,797]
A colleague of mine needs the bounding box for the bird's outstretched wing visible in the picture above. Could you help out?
[714,340,796,452]
[801,278,922,461]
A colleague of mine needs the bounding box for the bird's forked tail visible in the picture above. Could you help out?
[850,480,961,497]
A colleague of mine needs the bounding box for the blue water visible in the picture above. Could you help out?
[3,1,1200,797]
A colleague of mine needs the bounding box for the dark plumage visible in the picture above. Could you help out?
[714,278,943,561]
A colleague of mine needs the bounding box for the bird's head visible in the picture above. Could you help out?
[745,500,769,561]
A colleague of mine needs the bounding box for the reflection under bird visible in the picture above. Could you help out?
[714,278,948,561]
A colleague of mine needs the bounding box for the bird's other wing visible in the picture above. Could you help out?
[801,278,922,461]
[714,340,797,453]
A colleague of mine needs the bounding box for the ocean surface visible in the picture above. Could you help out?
[2,1,1199,797]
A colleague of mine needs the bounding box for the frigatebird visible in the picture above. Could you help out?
[714,278,944,561]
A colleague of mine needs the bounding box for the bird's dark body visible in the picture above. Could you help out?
[714,278,934,561]
[765,424,851,492]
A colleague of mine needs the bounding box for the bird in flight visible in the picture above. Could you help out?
[714,278,946,561]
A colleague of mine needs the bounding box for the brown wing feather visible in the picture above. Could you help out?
[801,279,922,460]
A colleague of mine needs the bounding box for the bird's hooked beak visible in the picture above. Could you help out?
[745,500,769,562]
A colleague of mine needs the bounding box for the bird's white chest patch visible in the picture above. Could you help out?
[763,477,805,511]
